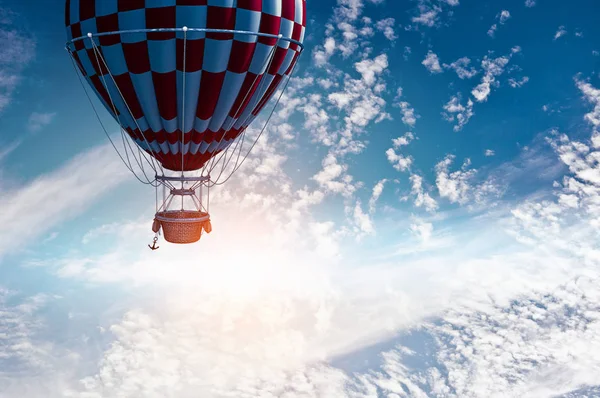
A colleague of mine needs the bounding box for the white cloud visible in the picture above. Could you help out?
[410,174,439,212]
[395,100,419,128]
[422,50,443,74]
[410,218,434,244]
[354,54,388,86]
[0,143,129,257]
[576,78,600,128]
[525,0,536,6]
[0,8,36,112]
[471,53,513,102]
[487,10,510,37]
[554,25,567,40]
[412,8,439,27]
[0,139,21,162]
[386,132,415,172]
[352,200,375,238]
[369,179,387,213]
[442,94,474,132]
[485,149,496,157]
[435,155,476,205]
[386,149,413,172]
[27,112,56,132]
[509,76,530,88]
[313,153,356,197]
[375,18,397,41]
[445,57,478,79]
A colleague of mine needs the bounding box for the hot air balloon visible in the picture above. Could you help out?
[65,0,306,247]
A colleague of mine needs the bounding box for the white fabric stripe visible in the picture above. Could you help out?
[199,141,211,154]
[295,0,303,24]
[234,9,261,43]
[130,71,163,132]
[209,71,247,132]
[193,117,211,133]
[262,0,282,17]
[203,39,233,74]
[136,138,236,156]
[232,73,276,129]
[278,19,294,49]
[248,42,275,75]
[278,48,296,75]
[177,71,202,134]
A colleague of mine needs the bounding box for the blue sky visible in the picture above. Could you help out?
[1,0,600,396]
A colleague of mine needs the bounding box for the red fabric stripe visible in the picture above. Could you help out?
[146,7,176,40]
[253,74,283,115]
[176,0,208,4]
[71,51,85,75]
[302,0,306,26]
[70,23,85,50]
[258,14,281,45]
[224,127,242,141]
[291,22,302,42]
[229,72,262,118]
[113,73,144,120]
[79,0,95,21]
[90,75,117,113]
[177,38,205,72]
[281,0,295,21]
[96,14,121,46]
[267,47,287,75]
[207,6,236,40]
[123,41,151,74]
[118,0,145,12]
[162,130,193,145]
[200,130,220,145]
[65,0,71,26]
[227,41,256,74]
[238,0,261,11]
[125,127,144,141]
[196,71,226,120]
[285,51,300,75]
[160,152,213,171]
[86,48,109,75]
[152,71,178,121]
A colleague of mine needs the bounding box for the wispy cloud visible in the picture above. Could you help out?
[0,7,36,113]
[554,25,568,40]
[422,50,443,74]
[0,143,129,257]
[27,112,56,132]
[0,139,21,162]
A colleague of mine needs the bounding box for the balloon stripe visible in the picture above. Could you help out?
[66,0,305,171]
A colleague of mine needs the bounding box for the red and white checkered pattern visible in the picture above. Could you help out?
[66,0,306,171]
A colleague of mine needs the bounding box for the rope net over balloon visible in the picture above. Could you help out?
[66,27,304,245]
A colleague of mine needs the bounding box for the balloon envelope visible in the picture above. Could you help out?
[66,0,306,171]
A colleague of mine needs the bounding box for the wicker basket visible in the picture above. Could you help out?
[155,210,211,244]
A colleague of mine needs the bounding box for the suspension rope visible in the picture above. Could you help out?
[210,61,298,187]
[67,51,138,178]
[90,42,154,183]
[180,27,189,210]
[89,36,163,180]
[200,37,281,179]
[90,37,161,175]
[87,41,159,186]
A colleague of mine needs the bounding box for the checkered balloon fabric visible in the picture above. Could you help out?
[65,0,306,171]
